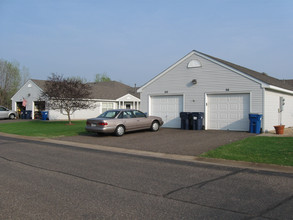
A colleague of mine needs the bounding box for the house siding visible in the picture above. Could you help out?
[140,54,264,124]
[48,102,103,120]
[48,101,119,120]
[12,80,139,120]
[264,89,293,132]
[11,80,43,112]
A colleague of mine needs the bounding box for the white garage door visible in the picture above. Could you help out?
[151,95,183,128]
[207,94,250,131]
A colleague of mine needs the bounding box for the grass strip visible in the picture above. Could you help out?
[1,121,293,167]
[0,120,87,138]
[200,136,293,166]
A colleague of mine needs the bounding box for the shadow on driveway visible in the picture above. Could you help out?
[55,128,255,156]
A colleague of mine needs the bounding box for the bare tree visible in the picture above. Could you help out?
[41,73,95,124]
[0,59,21,107]
[0,59,30,108]
[20,66,31,87]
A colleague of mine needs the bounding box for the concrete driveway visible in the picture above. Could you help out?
[56,128,255,156]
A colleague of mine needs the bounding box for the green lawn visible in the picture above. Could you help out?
[1,121,293,167]
[0,120,87,138]
[200,136,293,167]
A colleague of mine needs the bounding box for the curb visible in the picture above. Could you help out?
[1,132,293,174]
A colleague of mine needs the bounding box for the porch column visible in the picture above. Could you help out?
[32,101,34,119]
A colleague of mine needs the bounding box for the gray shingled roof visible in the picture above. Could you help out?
[31,79,140,99]
[197,51,293,91]
[31,79,46,90]
[285,80,293,87]
[87,81,139,99]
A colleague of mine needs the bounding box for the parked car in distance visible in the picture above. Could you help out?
[85,109,164,136]
[0,106,17,119]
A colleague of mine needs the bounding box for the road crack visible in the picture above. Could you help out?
[251,194,293,219]
[163,168,247,197]
[0,155,260,218]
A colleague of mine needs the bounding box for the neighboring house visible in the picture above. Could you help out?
[11,79,140,120]
[138,50,293,132]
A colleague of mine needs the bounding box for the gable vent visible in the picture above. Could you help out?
[187,59,201,68]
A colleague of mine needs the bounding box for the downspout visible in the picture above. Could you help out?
[204,93,207,130]
[262,87,266,133]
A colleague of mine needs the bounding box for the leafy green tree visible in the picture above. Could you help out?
[94,73,111,82]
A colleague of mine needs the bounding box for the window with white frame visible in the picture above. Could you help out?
[102,102,114,113]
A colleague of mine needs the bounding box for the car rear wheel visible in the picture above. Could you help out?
[115,125,125,136]
[151,121,160,132]
[9,114,16,119]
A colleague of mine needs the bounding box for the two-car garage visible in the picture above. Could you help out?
[150,94,250,131]
[138,50,293,132]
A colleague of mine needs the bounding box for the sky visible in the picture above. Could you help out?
[1,0,293,87]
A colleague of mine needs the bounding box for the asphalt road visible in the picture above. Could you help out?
[1,135,293,219]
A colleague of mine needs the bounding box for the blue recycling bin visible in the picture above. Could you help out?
[180,112,190,130]
[249,114,262,134]
[41,111,49,120]
[189,112,204,130]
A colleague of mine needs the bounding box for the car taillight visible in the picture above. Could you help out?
[98,122,108,126]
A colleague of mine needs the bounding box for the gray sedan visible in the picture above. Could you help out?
[85,109,164,136]
[0,106,17,119]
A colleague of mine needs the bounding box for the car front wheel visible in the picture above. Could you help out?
[150,121,160,132]
[9,114,16,119]
[115,125,125,136]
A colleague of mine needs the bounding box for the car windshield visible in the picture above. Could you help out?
[0,106,8,111]
[97,110,120,119]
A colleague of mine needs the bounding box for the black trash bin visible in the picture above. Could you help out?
[249,114,262,134]
[21,110,25,119]
[180,112,190,130]
[25,110,32,119]
[189,112,204,130]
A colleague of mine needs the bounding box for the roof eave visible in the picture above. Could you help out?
[116,93,141,101]
[138,51,196,92]
[137,50,267,92]
[194,51,267,87]
[263,85,293,95]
